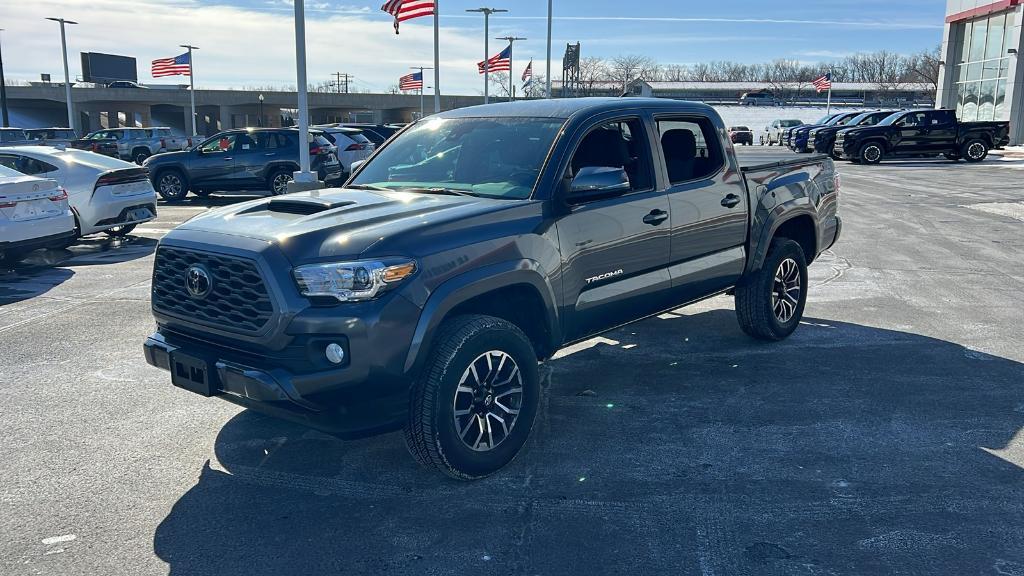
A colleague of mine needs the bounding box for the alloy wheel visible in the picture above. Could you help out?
[160,174,182,196]
[772,257,801,324]
[452,350,524,452]
[272,173,292,194]
[967,142,985,160]
[864,145,881,163]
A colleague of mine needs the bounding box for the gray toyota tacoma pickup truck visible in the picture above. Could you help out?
[143,98,841,479]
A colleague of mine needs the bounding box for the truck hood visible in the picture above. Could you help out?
[838,125,888,139]
[171,187,501,263]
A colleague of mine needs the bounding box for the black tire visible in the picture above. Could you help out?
[735,238,808,341]
[858,141,884,165]
[132,148,151,165]
[961,139,988,163]
[404,315,540,480]
[156,169,189,202]
[104,223,137,237]
[268,168,293,195]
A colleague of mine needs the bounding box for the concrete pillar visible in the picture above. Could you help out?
[1008,5,1024,144]
[936,21,959,111]
[218,105,234,132]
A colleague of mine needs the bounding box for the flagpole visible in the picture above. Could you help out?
[467,8,507,105]
[433,1,440,113]
[180,44,198,136]
[508,41,513,102]
[825,69,832,115]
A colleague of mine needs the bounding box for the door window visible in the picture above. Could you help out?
[657,117,725,184]
[0,154,59,176]
[200,134,237,153]
[569,118,653,194]
[895,113,928,127]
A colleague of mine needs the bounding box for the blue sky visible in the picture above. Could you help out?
[6,0,946,94]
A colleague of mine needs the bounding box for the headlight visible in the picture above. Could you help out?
[293,259,416,302]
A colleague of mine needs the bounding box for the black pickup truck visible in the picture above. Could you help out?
[142,98,842,479]
[809,110,896,156]
[834,108,1010,164]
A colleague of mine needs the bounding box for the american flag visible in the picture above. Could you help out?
[477,45,512,74]
[399,71,423,91]
[151,52,191,77]
[521,60,533,84]
[812,72,832,93]
[381,0,435,34]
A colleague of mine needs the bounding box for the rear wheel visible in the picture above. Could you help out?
[858,142,883,165]
[132,149,151,165]
[404,315,540,480]
[104,224,137,237]
[735,238,808,341]
[268,168,293,195]
[961,139,988,163]
[156,169,189,202]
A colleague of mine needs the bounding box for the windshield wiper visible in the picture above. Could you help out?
[346,184,391,191]
[399,187,476,197]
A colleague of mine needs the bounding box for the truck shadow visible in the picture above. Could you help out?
[153,310,1024,575]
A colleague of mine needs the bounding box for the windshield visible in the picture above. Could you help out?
[878,112,909,126]
[781,120,802,127]
[350,117,565,200]
[814,115,837,125]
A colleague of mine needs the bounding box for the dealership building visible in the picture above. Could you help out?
[938,0,1024,144]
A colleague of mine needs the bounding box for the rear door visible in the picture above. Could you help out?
[554,114,673,341]
[228,132,264,188]
[922,110,957,152]
[654,115,748,302]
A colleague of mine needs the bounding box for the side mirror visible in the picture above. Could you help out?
[567,166,630,203]
[350,159,366,172]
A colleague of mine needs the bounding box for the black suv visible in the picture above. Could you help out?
[144,128,344,201]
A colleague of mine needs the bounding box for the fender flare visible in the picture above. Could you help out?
[402,259,561,375]
[748,205,820,274]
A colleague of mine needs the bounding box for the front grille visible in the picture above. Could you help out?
[152,246,274,334]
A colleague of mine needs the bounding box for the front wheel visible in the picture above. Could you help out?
[404,315,540,480]
[961,139,988,163]
[133,149,151,165]
[735,238,808,341]
[858,142,883,165]
[156,169,189,202]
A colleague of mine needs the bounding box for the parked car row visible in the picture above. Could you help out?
[775,109,1011,165]
[0,147,157,265]
[144,127,345,201]
[69,127,191,164]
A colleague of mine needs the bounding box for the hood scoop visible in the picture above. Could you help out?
[263,196,357,215]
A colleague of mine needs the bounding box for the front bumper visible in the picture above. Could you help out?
[144,328,410,439]
[833,141,857,160]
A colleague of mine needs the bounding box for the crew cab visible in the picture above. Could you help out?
[143,128,344,201]
[834,109,1010,164]
[782,114,840,149]
[809,110,896,156]
[142,99,841,479]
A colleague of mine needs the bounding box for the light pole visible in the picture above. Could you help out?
[545,0,552,98]
[0,29,9,127]
[290,0,319,191]
[179,44,198,137]
[466,7,506,104]
[496,36,525,102]
[46,17,78,131]
[258,93,264,126]
[411,66,434,119]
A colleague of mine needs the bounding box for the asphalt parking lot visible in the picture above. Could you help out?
[2,148,1023,575]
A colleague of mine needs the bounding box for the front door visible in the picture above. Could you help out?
[189,134,238,189]
[893,111,930,154]
[655,116,749,303]
[555,116,673,341]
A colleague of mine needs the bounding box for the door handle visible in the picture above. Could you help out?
[264,153,277,157]
[643,209,668,226]
[721,194,741,208]
[223,157,233,161]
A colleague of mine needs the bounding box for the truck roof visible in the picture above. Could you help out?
[438,97,717,120]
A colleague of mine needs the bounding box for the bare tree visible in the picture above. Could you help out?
[487,72,512,99]
[578,57,611,96]
[906,44,942,93]
[608,55,659,90]
[662,64,688,82]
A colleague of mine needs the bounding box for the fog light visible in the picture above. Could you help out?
[325,343,346,364]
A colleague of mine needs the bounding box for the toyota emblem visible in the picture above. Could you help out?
[185,265,213,299]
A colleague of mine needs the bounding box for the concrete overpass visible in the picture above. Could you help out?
[5,85,488,135]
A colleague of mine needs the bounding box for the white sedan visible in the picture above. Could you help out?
[0,164,76,265]
[0,146,157,241]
